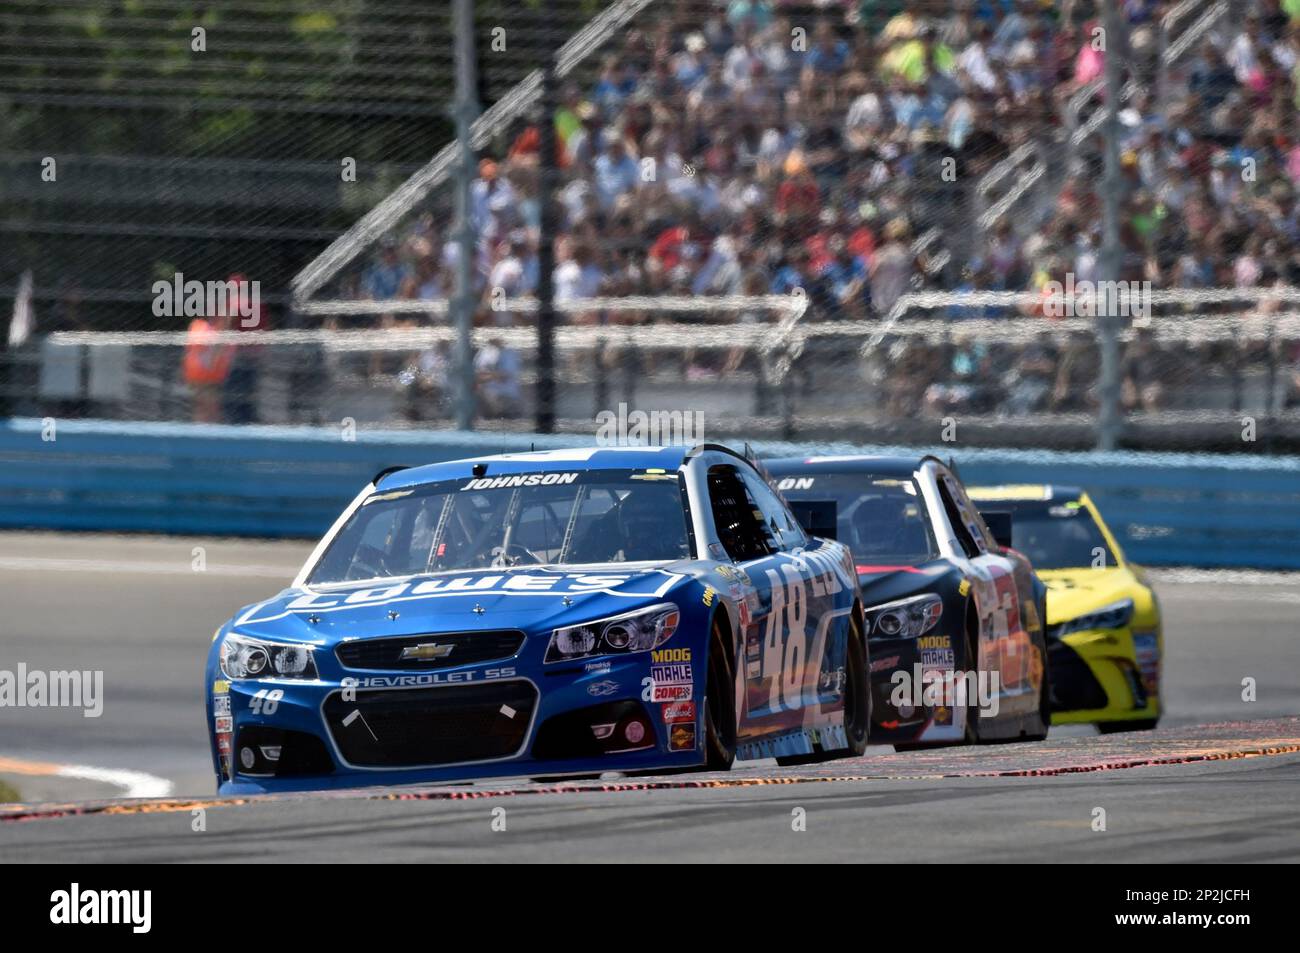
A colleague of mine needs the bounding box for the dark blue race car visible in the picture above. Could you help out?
[205,444,870,793]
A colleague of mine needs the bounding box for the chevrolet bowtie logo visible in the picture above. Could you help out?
[399,642,455,661]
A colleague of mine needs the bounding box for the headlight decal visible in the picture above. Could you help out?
[1053,598,1135,638]
[220,633,319,680]
[545,603,680,663]
[864,593,943,639]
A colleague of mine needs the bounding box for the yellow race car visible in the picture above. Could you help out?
[967,484,1162,732]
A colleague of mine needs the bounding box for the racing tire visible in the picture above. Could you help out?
[703,613,737,770]
[775,608,871,766]
[961,622,982,745]
[1098,718,1159,734]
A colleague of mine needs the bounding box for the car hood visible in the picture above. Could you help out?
[856,559,957,606]
[1037,567,1141,625]
[229,564,695,645]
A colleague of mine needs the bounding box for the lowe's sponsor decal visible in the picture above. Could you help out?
[238,569,683,625]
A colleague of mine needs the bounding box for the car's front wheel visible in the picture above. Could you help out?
[704,613,737,770]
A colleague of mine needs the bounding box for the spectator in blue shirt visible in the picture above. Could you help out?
[593,138,640,209]
[820,235,870,319]
[361,238,412,301]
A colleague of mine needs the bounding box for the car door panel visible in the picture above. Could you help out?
[939,469,1042,722]
[700,460,856,755]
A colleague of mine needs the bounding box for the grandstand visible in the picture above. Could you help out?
[5,0,1300,450]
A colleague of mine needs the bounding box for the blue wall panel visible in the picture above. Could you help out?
[2,420,1297,568]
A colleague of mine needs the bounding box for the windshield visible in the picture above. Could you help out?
[774,473,936,564]
[997,500,1116,571]
[309,468,691,585]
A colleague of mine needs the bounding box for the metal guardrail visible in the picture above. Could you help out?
[2,419,1297,569]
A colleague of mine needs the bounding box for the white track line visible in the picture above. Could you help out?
[1149,568,1300,586]
[52,764,174,799]
[0,756,173,800]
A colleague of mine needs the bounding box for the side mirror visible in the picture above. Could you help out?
[979,510,1014,549]
[788,500,837,541]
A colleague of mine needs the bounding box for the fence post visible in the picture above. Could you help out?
[755,352,772,416]
[780,368,795,440]
[535,4,558,435]
[593,337,608,418]
[451,0,480,432]
[621,342,638,409]
[1097,0,1125,451]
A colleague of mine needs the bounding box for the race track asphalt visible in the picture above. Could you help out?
[1,531,1298,862]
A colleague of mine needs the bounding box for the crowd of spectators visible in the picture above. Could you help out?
[341,0,1300,419]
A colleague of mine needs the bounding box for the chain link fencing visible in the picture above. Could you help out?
[5,0,1300,451]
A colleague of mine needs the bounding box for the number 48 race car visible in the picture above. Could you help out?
[205,445,871,793]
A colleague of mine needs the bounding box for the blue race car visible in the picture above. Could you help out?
[205,444,870,793]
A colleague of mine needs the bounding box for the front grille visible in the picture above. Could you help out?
[323,681,537,767]
[335,630,525,671]
[1047,640,1109,712]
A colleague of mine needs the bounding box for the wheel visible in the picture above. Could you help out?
[1098,718,1159,734]
[775,609,871,765]
[962,622,982,744]
[841,611,872,756]
[703,613,737,770]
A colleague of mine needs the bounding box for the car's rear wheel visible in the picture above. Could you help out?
[704,614,737,770]
[961,622,982,744]
[841,611,872,756]
[775,609,870,765]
